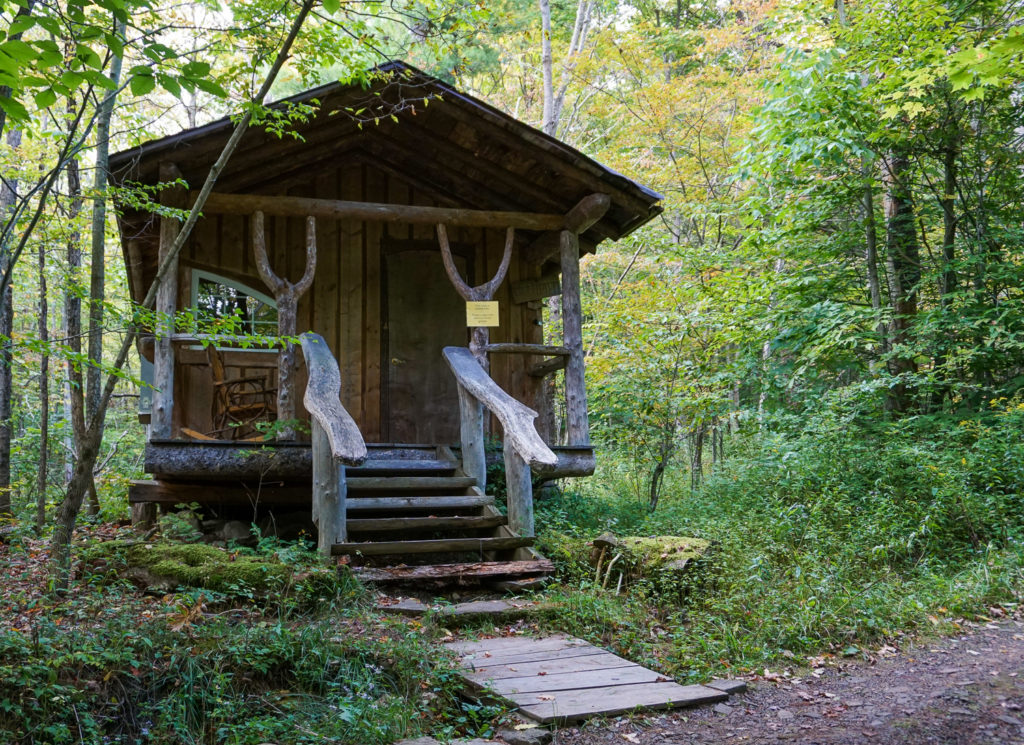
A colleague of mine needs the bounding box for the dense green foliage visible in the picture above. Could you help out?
[1,0,1024,740]
[1,532,497,744]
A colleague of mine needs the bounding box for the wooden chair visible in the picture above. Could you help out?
[206,345,277,439]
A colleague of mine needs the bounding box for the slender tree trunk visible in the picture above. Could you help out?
[689,424,705,491]
[36,239,49,532]
[883,149,921,413]
[539,0,556,136]
[50,0,316,590]
[86,17,126,436]
[0,128,23,516]
[931,136,959,410]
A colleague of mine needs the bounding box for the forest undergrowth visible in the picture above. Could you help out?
[533,398,1024,682]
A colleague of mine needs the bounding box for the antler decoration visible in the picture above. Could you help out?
[252,210,318,440]
[437,224,514,370]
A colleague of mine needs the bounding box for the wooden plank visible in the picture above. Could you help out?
[363,165,383,441]
[484,665,663,695]
[449,634,579,655]
[338,163,363,423]
[331,536,533,557]
[353,559,554,582]
[195,192,567,230]
[347,515,506,532]
[512,683,728,724]
[345,495,492,511]
[347,459,455,475]
[463,652,633,681]
[459,645,607,668]
[346,476,476,491]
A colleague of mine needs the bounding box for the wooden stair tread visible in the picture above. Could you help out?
[346,495,493,511]
[332,536,533,556]
[347,459,455,475]
[346,476,477,491]
[347,515,507,532]
[353,559,554,582]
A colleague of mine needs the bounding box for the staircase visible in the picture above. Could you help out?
[331,445,553,585]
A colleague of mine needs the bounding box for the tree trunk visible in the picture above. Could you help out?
[86,17,126,432]
[883,149,920,413]
[689,424,705,491]
[0,128,22,516]
[36,237,49,532]
[62,136,97,515]
[538,0,556,136]
[50,0,316,591]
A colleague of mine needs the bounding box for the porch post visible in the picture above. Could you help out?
[312,418,346,555]
[504,439,534,537]
[151,162,185,439]
[560,230,590,446]
[457,383,486,489]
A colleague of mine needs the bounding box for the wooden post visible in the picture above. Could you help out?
[438,224,513,371]
[560,230,590,446]
[457,383,486,489]
[151,163,185,439]
[312,418,346,555]
[253,211,317,440]
[504,440,534,537]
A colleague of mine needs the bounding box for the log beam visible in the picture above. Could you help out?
[194,192,566,231]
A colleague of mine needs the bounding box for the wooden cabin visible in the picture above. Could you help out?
[111,62,661,583]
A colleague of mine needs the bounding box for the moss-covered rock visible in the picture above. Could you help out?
[536,532,713,601]
[82,539,344,597]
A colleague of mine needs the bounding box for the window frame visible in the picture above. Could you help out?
[190,269,278,352]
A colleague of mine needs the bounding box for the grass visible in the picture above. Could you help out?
[530,406,1024,680]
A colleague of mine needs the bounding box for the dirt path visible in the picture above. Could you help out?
[551,620,1024,745]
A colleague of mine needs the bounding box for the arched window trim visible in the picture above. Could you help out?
[190,269,278,352]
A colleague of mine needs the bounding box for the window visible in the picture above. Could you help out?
[191,270,277,340]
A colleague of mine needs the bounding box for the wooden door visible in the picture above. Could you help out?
[383,247,468,443]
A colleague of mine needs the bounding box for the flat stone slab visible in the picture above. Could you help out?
[447,634,727,724]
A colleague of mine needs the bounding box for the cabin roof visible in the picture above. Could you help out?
[110,61,662,300]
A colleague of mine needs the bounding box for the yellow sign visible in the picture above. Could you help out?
[466,301,500,327]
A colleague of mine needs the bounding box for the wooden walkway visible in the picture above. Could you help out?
[447,634,728,724]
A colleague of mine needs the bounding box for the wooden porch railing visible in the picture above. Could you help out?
[300,332,367,555]
[443,346,558,538]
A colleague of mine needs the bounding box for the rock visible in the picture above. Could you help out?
[707,679,748,695]
[220,520,251,542]
[393,738,440,745]
[496,724,553,745]
[997,714,1023,726]
[777,709,795,720]
[713,703,734,716]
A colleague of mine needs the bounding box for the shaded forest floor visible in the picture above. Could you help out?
[554,618,1024,745]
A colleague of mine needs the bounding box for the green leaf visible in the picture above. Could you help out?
[323,0,341,13]
[7,15,36,37]
[0,39,37,63]
[182,60,211,77]
[130,72,156,97]
[33,88,57,109]
[194,78,227,98]
[157,73,181,99]
[0,96,29,122]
